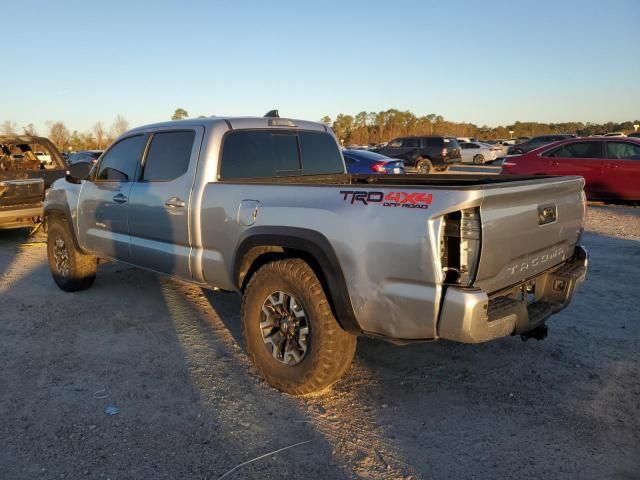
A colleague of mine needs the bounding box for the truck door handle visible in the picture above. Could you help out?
[607,163,619,169]
[165,196,185,208]
[112,193,127,204]
[551,161,559,167]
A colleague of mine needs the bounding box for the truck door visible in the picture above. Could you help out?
[544,141,604,197]
[77,134,148,261]
[603,141,640,201]
[127,127,204,279]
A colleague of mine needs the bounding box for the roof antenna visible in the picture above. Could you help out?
[264,109,279,118]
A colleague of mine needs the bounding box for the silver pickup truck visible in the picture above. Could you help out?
[44,115,588,395]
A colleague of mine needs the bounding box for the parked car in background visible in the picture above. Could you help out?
[342,149,405,174]
[501,137,640,201]
[507,135,576,155]
[459,142,497,164]
[456,137,478,143]
[628,132,640,139]
[375,136,461,173]
[67,150,103,166]
[35,151,52,164]
[604,132,626,137]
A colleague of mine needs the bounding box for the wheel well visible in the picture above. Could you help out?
[45,210,83,252]
[235,240,360,334]
[239,247,331,302]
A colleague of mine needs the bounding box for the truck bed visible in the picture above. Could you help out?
[218,172,575,188]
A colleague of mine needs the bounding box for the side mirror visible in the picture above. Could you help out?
[66,162,92,184]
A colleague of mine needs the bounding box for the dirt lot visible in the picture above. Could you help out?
[1,205,639,480]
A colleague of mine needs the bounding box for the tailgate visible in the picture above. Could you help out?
[474,176,585,293]
[0,177,45,208]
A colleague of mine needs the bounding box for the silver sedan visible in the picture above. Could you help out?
[459,142,497,164]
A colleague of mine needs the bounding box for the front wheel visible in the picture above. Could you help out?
[241,258,356,395]
[47,218,97,292]
[473,154,485,164]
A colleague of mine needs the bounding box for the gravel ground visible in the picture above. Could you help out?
[1,205,639,479]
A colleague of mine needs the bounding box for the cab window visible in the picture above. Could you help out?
[142,131,195,182]
[545,142,601,159]
[96,135,147,182]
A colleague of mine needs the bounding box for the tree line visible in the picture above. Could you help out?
[3,107,638,152]
[0,109,191,153]
[321,109,640,145]
[0,115,130,152]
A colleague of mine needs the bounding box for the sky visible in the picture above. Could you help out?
[2,0,639,134]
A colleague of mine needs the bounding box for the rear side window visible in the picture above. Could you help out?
[423,138,442,147]
[606,142,640,160]
[143,131,195,181]
[402,138,420,148]
[220,130,343,179]
[97,135,146,182]
[220,131,300,179]
[298,131,344,175]
[545,141,601,159]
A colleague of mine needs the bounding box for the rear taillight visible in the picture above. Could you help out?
[502,160,517,168]
[441,148,447,158]
[440,208,481,286]
[371,161,387,173]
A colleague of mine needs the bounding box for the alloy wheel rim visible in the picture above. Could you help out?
[53,237,70,277]
[260,291,309,366]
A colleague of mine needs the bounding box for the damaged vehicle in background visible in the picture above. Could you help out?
[0,135,66,230]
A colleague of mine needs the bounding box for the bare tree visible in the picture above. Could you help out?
[110,115,129,138]
[93,121,106,149]
[1,120,17,135]
[22,123,38,135]
[47,121,71,151]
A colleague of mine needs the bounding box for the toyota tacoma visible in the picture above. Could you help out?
[44,114,588,395]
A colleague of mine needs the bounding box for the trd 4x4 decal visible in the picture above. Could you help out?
[340,191,432,209]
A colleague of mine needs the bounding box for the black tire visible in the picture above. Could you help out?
[47,218,96,292]
[415,158,433,174]
[473,154,485,164]
[241,258,357,395]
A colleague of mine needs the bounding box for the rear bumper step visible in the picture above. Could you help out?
[438,245,588,343]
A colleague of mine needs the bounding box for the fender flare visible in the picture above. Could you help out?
[233,226,361,334]
[44,205,86,253]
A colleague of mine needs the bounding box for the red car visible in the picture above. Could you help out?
[501,137,640,201]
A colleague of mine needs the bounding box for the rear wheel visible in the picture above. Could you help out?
[241,258,357,395]
[47,218,96,292]
[415,158,433,174]
[473,154,485,164]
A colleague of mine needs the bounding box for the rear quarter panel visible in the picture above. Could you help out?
[198,182,481,339]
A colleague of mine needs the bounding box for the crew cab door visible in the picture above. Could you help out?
[603,141,640,200]
[543,141,604,197]
[127,128,203,280]
[77,134,148,261]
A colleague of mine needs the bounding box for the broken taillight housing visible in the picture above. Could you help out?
[440,208,481,286]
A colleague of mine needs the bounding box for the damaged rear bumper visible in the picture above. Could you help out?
[437,245,588,343]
